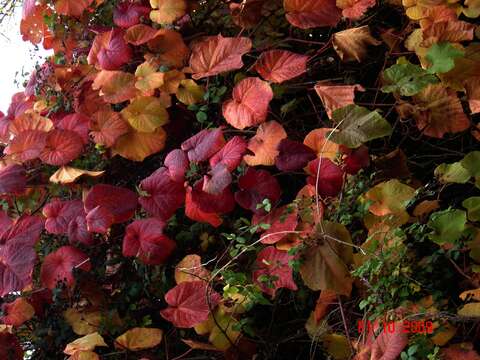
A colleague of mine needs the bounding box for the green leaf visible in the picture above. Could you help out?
[196,111,208,122]
[329,105,392,148]
[462,197,480,222]
[382,62,438,96]
[427,209,467,244]
[461,151,480,177]
[426,42,464,74]
[434,162,471,184]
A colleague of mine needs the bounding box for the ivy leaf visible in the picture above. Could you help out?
[427,209,467,245]
[382,63,438,96]
[426,42,465,74]
[329,105,392,148]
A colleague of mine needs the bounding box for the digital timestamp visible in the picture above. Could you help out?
[357,320,434,334]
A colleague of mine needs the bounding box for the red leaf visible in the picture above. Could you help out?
[0,332,23,360]
[252,205,298,244]
[54,0,93,18]
[191,179,235,214]
[355,321,408,360]
[56,113,90,145]
[139,167,186,220]
[0,215,44,247]
[253,246,298,297]
[209,136,247,171]
[181,128,226,162]
[122,218,176,265]
[86,205,114,234]
[0,211,12,238]
[341,145,370,175]
[284,0,342,29]
[164,149,189,182]
[40,246,91,289]
[185,186,223,227]
[88,29,133,70]
[68,216,94,246]
[189,35,252,79]
[0,164,26,194]
[4,130,47,162]
[306,158,344,197]
[39,129,84,166]
[113,2,150,28]
[254,50,309,83]
[202,163,232,195]
[43,199,84,235]
[1,297,34,326]
[84,184,138,223]
[235,167,281,214]
[124,24,159,45]
[222,77,273,129]
[275,139,316,171]
[160,281,221,328]
[338,0,376,20]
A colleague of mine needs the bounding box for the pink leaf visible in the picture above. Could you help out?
[88,29,133,70]
[56,113,90,145]
[181,128,226,162]
[39,129,84,166]
[68,216,94,246]
[202,163,232,195]
[0,164,27,194]
[86,205,114,234]
[43,199,84,235]
[254,50,309,83]
[113,2,150,28]
[209,136,247,171]
[164,149,189,182]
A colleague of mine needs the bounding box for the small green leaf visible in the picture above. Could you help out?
[196,111,208,122]
[426,42,464,74]
[329,105,392,148]
[434,162,471,184]
[427,209,467,244]
[462,197,480,222]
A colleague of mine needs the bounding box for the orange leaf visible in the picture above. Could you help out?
[465,77,480,115]
[50,166,105,184]
[92,70,137,104]
[314,83,365,119]
[313,290,337,322]
[336,0,376,20]
[9,112,53,136]
[244,121,287,166]
[441,343,480,360]
[90,110,129,147]
[147,29,190,68]
[333,26,381,62]
[115,327,163,351]
[124,24,158,45]
[55,0,94,17]
[175,254,210,284]
[112,126,167,162]
[222,77,273,129]
[283,0,341,29]
[303,128,339,160]
[254,50,309,83]
[20,5,49,44]
[412,84,470,138]
[1,298,35,327]
[4,130,47,162]
[189,35,252,79]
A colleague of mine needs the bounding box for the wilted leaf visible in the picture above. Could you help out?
[333,26,381,62]
[50,166,104,184]
[115,327,163,351]
[64,333,107,355]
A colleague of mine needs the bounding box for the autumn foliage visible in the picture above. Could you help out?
[1,0,480,359]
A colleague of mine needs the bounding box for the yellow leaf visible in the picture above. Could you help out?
[176,79,205,105]
[323,333,351,360]
[120,96,169,133]
[159,70,186,94]
[431,322,457,346]
[460,288,480,301]
[64,333,107,355]
[64,308,102,335]
[208,309,241,351]
[115,327,163,351]
[50,166,105,184]
[135,62,165,95]
[175,254,210,284]
[112,126,167,161]
[150,0,187,24]
[364,179,415,218]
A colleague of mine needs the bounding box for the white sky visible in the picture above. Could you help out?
[0,6,51,113]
